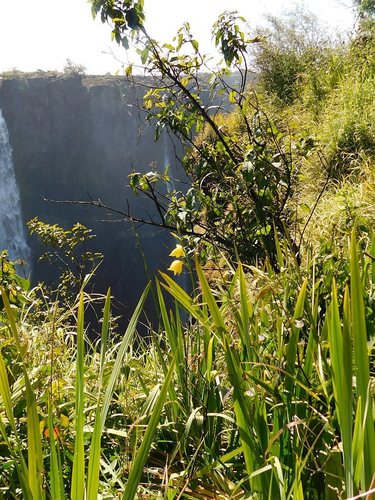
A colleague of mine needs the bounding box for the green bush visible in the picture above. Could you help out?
[252,9,334,104]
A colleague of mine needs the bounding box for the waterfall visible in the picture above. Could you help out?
[0,109,31,271]
[163,131,175,193]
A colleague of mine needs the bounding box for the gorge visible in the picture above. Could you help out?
[0,73,182,325]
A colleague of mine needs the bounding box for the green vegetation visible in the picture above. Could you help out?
[1,2,375,498]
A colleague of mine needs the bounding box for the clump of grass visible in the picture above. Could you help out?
[297,170,375,253]
[253,24,375,255]
[1,227,374,497]
[0,282,178,499]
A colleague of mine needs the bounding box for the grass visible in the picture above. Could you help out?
[254,25,375,256]
[1,228,374,498]
[0,282,176,498]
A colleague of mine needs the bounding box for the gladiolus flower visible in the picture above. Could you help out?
[169,244,185,258]
[168,259,184,275]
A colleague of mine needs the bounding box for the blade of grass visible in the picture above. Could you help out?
[0,345,33,500]
[122,355,176,500]
[352,397,365,489]
[0,348,17,433]
[99,288,111,381]
[236,263,253,360]
[87,289,111,500]
[25,377,44,500]
[47,400,64,500]
[328,280,353,496]
[350,230,375,488]
[71,293,85,500]
[223,334,265,494]
[1,286,44,499]
[285,279,308,396]
[100,283,150,430]
[154,281,179,420]
[195,257,225,332]
[159,271,206,326]
[273,223,285,269]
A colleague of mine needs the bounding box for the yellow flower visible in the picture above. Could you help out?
[168,259,184,276]
[169,244,185,258]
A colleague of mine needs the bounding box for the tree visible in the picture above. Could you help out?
[89,2,299,266]
[63,58,87,76]
[251,9,333,104]
[354,0,375,17]
[90,0,145,47]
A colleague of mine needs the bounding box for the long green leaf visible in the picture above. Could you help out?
[122,355,176,500]
[71,293,85,500]
[0,285,23,350]
[87,289,112,500]
[285,279,308,396]
[0,349,17,433]
[25,374,44,500]
[154,281,179,420]
[100,283,150,429]
[195,257,226,331]
[0,334,31,500]
[99,288,111,381]
[237,263,253,360]
[1,286,44,499]
[328,280,353,496]
[0,350,33,499]
[352,397,365,488]
[47,400,64,500]
[159,271,206,325]
[223,335,265,494]
[350,230,375,488]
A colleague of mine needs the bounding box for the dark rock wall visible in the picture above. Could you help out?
[0,75,181,329]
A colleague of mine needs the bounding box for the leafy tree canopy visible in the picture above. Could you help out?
[90,0,145,48]
[87,1,302,266]
[354,0,375,17]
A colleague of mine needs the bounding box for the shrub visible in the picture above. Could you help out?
[252,9,334,104]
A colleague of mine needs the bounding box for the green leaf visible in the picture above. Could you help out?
[349,229,375,488]
[285,279,308,395]
[327,281,353,497]
[223,335,266,494]
[122,37,129,50]
[122,356,176,500]
[47,400,64,500]
[0,286,44,499]
[139,47,149,64]
[100,284,150,429]
[87,289,111,500]
[195,256,225,332]
[71,293,85,500]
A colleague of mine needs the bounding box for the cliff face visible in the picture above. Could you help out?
[0,74,180,326]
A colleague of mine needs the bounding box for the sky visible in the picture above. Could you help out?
[0,0,356,75]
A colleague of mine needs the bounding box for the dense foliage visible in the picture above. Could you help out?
[89,4,299,266]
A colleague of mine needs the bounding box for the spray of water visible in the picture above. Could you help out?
[0,109,32,272]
